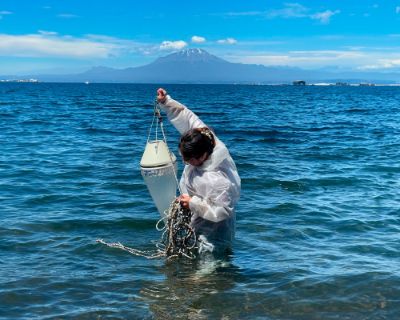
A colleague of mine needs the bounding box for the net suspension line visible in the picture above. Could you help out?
[148,100,182,195]
[97,101,197,260]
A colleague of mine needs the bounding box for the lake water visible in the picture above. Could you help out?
[1,83,399,319]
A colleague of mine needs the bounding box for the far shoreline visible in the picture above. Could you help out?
[1,81,400,87]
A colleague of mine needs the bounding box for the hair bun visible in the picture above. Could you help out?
[199,128,215,146]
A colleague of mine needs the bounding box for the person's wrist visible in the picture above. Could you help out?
[161,95,171,104]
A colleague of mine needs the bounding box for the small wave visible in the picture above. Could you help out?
[0,227,32,237]
[258,137,304,144]
[345,108,369,113]
[332,218,374,233]
[277,179,309,192]
[269,202,304,213]
[305,126,334,132]
[0,112,16,117]
[23,194,77,205]
[78,126,121,135]
[21,119,53,125]
[298,176,367,188]
[362,165,400,173]
[21,218,157,233]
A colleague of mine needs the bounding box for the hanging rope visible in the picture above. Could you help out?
[145,101,182,194]
[155,101,182,195]
[157,199,197,260]
[97,101,196,260]
[96,239,165,259]
[97,199,197,260]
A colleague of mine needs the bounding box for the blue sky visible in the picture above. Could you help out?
[2,0,400,74]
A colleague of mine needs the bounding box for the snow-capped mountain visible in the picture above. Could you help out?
[19,48,400,84]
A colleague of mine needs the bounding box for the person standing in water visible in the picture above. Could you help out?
[156,88,241,255]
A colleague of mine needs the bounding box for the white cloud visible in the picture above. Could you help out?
[0,33,123,58]
[266,3,308,19]
[159,40,187,51]
[226,49,370,69]
[0,10,12,19]
[396,6,400,14]
[222,47,400,71]
[57,13,79,19]
[311,10,340,24]
[38,30,58,36]
[225,4,339,24]
[358,59,400,70]
[217,37,237,44]
[222,4,308,19]
[225,11,264,17]
[84,34,150,55]
[191,36,206,43]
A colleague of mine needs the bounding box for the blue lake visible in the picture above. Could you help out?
[1,83,399,319]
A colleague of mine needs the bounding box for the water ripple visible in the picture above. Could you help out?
[1,84,400,319]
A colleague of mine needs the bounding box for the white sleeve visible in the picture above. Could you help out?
[159,95,206,134]
[188,171,234,223]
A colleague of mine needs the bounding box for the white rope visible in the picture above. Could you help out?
[97,101,195,259]
[97,200,197,260]
[155,101,183,195]
[96,239,164,259]
[146,102,157,143]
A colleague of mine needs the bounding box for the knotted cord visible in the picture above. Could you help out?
[156,199,197,260]
[97,199,197,260]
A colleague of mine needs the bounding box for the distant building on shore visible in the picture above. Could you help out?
[293,80,306,86]
[0,79,39,83]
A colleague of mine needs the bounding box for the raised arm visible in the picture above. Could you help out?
[157,88,206,135]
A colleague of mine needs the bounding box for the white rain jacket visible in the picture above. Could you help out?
[160,95,241,254]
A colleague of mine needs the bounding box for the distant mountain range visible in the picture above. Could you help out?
[4,48,400,84]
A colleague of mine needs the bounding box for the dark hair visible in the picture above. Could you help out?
[179,127,215,161]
